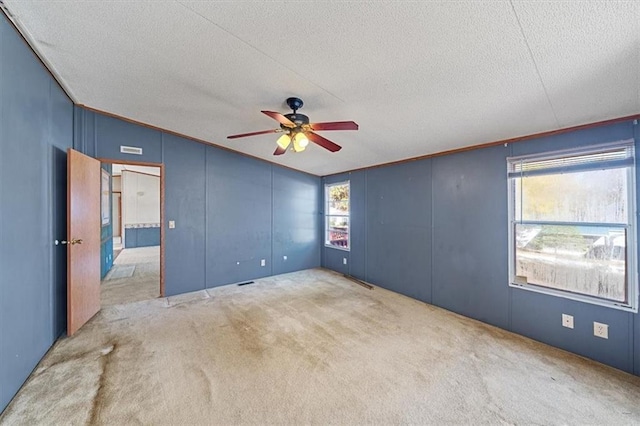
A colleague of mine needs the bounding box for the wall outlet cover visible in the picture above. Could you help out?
[343,258,347,265]
[261,259,266,266]
[283,255,287,260]
[562,314,574,329]
[593,321,609,339]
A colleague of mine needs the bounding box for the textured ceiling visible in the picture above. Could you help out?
[4,1,639,176]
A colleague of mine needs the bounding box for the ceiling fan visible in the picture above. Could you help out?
[227,97,358,155]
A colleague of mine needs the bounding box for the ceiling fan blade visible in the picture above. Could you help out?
[306,132,342,152]
[273,145,287,156]
[227,129,280,139]
[310,121,359,131]
[261,111,295,127]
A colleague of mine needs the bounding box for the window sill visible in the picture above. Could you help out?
[325,244,350,252]
[509,282,637,313]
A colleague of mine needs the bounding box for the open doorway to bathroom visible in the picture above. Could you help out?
[100,161,163,306]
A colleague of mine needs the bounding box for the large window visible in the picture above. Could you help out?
[508,141,637,311]
[325,181,350,250]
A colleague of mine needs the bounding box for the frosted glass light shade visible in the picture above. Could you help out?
[276,134,291,149]
[293,132,308,152]
[295,132,309,147]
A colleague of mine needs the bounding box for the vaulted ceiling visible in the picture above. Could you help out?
[3,1,639,176]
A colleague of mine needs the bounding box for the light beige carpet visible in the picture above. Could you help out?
[2,269,640,425]
[101,246,160,307]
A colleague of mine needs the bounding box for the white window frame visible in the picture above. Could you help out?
[325,181,350,251]
[507,140,638,312]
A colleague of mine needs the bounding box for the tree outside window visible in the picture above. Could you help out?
[325,182,350,250]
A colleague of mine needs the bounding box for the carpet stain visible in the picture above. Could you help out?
[188,365,213,405]
[88,342,118,425]
[221,305,269,358]
[34,347,107,376]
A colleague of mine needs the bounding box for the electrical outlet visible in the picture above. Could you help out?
[283,255,287,261]
[260,259,266,266]
[343,258,347,265]
[168,220,175,229]
[562,314,574,329]
[593,321,609,339]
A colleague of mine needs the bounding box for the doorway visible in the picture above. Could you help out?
[100,161,164,306]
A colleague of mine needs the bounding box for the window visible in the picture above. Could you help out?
[325,181,350,250]
[508,140,637,311]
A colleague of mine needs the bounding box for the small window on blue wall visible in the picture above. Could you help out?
[325,181,350,250]
[507,140,637,312]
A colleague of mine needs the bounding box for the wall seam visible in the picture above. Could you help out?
[203,143,207,289]
[82,109,87,153]
[430,159,434,304]
[364,170,368,283]
[160,132,164,163]
[93,112,97,156]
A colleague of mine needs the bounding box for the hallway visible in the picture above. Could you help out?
[101,246,160,306]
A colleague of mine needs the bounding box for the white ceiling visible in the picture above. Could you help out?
[4,1,639,176]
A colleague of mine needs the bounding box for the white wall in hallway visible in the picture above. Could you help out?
[122,170,160,225]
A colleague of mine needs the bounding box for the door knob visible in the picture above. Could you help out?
[55,238,83,245]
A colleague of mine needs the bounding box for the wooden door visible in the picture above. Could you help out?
[67,149,101,335]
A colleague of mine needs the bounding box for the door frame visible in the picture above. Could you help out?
[112,190,122,239]
[99,158,165,297]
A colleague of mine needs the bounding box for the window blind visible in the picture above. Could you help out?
[508,140,634,178]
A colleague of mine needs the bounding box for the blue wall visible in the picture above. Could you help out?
[0,15,73,412]
[124,227,161,248]
[73,108,322,296]
[323,120,640,376]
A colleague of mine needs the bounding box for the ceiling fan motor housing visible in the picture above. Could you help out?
[283,113,309,129]
[281,98,308,131]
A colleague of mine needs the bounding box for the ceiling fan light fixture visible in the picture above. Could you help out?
[292,132,308,152]
[276,133,291,149]
[294,132,309,148]
[227,98,357,156]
